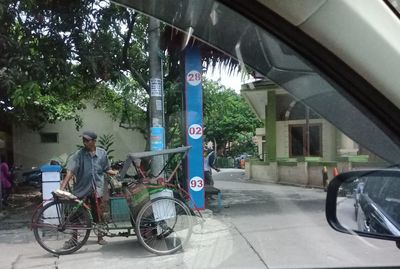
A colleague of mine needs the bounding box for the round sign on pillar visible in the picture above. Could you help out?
[186,70,202,86]
[190,176,204,192]
[188,124,203,140]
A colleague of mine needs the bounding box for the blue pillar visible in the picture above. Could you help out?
[184,46,205,209]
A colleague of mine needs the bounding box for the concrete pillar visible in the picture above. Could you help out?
[266,90,276,161]
[338,133,358,156]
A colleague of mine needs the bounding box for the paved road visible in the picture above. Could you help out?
[211,169,400,268]
[2,169,400,269]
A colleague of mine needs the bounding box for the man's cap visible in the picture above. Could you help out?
[81,131,97,140]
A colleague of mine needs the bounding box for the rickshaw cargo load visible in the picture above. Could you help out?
[150,189,176,221]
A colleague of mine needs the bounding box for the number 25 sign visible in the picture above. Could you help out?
[188,124,203,139]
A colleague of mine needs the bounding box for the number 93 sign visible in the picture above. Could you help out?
[190,176,204,191]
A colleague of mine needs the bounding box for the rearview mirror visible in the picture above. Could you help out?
[326,169,400,242]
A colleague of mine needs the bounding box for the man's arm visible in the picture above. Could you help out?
[60,170,74,191]
[212,166,221,172]
[104,153,118,176]
[209,152,220,172]
[61,151,79,191]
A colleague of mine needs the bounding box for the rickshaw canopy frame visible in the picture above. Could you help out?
[119,146,192,179]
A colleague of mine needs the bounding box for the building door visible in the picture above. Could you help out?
[289,124,322,157]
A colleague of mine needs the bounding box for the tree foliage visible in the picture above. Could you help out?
[203,80,262,155]
[0,0,149,130]
[0,0,259,155]
[97,133,115,161]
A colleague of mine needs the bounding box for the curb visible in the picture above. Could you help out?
[0,211,7,220]
[247,178,326,190]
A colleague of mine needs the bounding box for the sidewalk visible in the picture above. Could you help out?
[0,203,252,269]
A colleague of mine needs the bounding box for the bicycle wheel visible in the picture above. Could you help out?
[33,200,92,255]
[135,197,193,255]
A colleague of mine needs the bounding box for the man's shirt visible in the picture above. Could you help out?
[67,147,110,198]
[203,150,216,172]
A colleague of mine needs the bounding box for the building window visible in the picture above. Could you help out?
[40,133,58,143]
[289,124,322,157]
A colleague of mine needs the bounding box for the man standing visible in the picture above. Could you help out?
[322,166,329,192]
[60,131,118,246]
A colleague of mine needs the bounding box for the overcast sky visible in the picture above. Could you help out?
[205,64,251,93]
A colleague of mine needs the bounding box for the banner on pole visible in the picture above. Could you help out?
[150,127,165,151]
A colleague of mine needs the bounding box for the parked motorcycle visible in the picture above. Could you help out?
[21,167,42,189]
[20,160,62,191]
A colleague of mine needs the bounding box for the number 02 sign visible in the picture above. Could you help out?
[188,124,203,139]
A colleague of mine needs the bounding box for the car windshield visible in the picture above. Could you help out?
[387,0,400,15]
[2,0,400,268]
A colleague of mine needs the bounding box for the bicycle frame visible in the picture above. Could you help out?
[117,146,203,218]
[119,146,191,182]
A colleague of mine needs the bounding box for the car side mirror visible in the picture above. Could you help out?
[326,169,400,246]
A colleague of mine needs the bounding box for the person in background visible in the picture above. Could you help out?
[60,131,118,247]
[322,166,329,192]
[0,156,12,206]
[204,146,223,186]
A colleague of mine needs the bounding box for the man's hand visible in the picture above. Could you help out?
[107,169,119,176]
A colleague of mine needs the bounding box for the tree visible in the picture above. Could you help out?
[0,0,251,152]
[0,0,149,131]
[203,80,262,155]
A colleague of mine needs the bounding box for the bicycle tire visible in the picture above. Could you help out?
[135,197,193,255]
[33,200,92,255]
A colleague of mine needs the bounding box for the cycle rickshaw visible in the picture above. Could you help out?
[31,146,200,255]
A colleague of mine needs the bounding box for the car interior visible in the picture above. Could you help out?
[2,0,400,268]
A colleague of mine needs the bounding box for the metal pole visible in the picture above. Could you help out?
[305,106,310,156]
[149,18,165,177]
[0,175,2,211]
